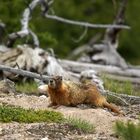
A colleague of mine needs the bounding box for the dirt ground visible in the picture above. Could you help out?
[0,93,140,140]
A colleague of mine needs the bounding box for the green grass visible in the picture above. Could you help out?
[66,117,95,133]
[115,121,140,140]
[0,105,64,123]
[16,81,38,94]
[102,76,140,96]
[0,105,94,134]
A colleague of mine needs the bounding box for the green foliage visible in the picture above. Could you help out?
[0,0,140,63]
[16,81,38,94]
[0,0,114,55]
[66,117,95,133]
[0,105,95,134]
[0,105,64,123]
[115,121,140,140]
[118,0,140,64]
[102,76,140,96]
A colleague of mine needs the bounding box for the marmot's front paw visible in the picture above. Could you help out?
[48,103,60,109]
[51,105,60,109]
[119,111,125,117]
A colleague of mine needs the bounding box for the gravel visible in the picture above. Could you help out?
[0,93,139,140]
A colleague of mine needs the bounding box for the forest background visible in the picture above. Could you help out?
[0,0,139,64]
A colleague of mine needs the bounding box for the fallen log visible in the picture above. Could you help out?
[60,59,140,84]
[0,64,140,105]
[100,73,140,84]
[106,91,140,105]
[0,64,49,83]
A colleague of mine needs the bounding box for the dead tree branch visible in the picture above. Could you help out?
[6,0,129,48]
[72,26,88,43]
[104,0,128,47]
[103,74,140,84]
[67,0,129,68]
[0,64,49,83]
[106,91,140,105]
[0,62,139,105]
[29,30,40,47]
[0,22,5,43]
[45,14,130,29]
[40,0,130,29]
[6,0,49,47]
[67,33,101,59]
[60,59,140,84]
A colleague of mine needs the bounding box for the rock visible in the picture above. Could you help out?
[0,79,16,96]
[39,95,47,99]
[41,137,49,140]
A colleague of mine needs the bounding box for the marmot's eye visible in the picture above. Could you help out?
[49,79,54,83]
[59,76,62,81]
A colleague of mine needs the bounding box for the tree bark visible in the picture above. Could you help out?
[0,63,140,105]
[73,0,128,68]
[60,59,140,84]
[0,64,50,82]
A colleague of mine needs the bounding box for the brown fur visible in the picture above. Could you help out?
[46,76,122,115]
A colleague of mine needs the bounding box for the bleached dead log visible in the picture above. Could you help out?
[1,63,139,105]
[0,44,48,69]
[42,55,73,81]
[78,42,128,68]
[67,33,101,59]
[0,57,140,105]
[74,0,128,68]
[0,45,50,81]
[60,60,140,84]
[0,45,73,81]
[0,45,48,80]
[103,74,140,84]
[0,45,10,53]
[0,64,49,82]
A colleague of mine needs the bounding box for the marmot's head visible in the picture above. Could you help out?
[48,76,63,89]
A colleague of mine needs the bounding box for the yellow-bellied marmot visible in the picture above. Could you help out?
[38,76,122,115]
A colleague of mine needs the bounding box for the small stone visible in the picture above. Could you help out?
[41,136,49,140]
[39,95,47,98]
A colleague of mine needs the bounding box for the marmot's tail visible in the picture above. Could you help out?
[103,102,122,115]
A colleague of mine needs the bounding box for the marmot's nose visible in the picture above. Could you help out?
[50,79,53,83]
